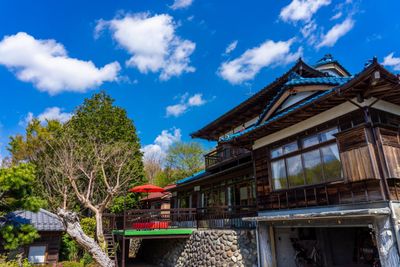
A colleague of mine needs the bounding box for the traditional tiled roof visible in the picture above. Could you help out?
[177,170,207,185]
[7,209,64,232]
[314,54,351,76]
[221,87,339,142]
[140,184,176,201]
[314,54,337,67]
[284,76,352,86]
[253,73,352,126]
[190,59,325,140]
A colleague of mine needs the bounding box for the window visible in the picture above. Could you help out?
[28,246,46,264]
[270,127,341,190]
[271,160,287,189]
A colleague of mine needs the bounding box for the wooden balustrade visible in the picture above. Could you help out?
[103,206,256,231]
[205,146,251,169]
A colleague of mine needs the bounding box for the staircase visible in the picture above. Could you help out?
[104,233,118,267]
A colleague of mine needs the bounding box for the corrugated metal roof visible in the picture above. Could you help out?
[7,209,64,232]
[176,170,207,185]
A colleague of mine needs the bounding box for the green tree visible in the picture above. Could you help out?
[8,119,67,210]
[0,163,44,250]
[65,91,145,211]
[165,141,205,182]
[34,92,144,267]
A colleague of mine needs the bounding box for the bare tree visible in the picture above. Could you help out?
[40,137,140,267]
[143,150,163,184]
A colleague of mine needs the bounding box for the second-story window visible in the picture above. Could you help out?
[270,127,341,190]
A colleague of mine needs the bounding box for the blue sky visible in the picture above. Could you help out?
[0,0,400,161]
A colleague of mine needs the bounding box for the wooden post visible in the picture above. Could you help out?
[121,237,126,267]
[257,222,275,267]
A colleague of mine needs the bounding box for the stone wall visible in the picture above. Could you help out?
[137,229,258,267]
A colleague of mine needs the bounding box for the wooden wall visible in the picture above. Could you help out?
[254,123,386,211]
[377,127,400,179]
[253,146,271,210]
[24,231,62,264]
[336,126,380,181]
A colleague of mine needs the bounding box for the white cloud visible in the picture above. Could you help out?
[330,12,343,20]
[280,0,331,23]
[218,39,302,84]
[20,107,72,126]
[96,13,195,80]
[382,53,400,71]
[225,40,238,54]
[188,94,206,106]
[0,32,120,95]
[166,93,206,117]
[166,104,188,117]
[141,128,182,162]
[317,18,354,48]
[170,0,193,10]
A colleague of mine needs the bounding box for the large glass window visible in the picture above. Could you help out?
[287,155,304,187]
[270,127,341,190]
[303,149,323,184]
[271,159,287,189]
[321,144,341,181]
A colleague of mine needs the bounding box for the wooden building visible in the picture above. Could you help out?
[140,184,175,209]
[173,54,400,266]
[7,209,64,265]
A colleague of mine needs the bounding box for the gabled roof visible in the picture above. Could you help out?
[255,73,352,125]
[140,184,176,201]
[220,59,400,144]
[190,59,325,140]
[314,54,351,77]
[6,209,64,232]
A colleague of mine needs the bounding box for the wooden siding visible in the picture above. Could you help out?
[254,146,270,210]
[25,231,62,264]
[336,126,381,182]
[340,144,380,181]
[383,145,400,178]
[254,118,387,211]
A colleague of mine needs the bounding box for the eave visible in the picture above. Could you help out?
[190,59,326,141]
[220,60,400,146]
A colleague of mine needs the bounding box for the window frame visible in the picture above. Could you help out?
[28,244,48,264]
[269,127,342,191]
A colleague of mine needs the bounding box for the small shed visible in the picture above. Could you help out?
[8,209,65,264]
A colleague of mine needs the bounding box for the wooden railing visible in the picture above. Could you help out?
[205,146,251,169]
[103,206,256,231]
[197,205,256,229]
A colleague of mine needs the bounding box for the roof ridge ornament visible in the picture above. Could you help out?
[316,54,334,64]
[364,56,378,69]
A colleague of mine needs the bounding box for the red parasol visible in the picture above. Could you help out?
[129,184,165,206]
[129,184,165,193]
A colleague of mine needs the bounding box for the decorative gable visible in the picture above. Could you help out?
[257,72,352,124]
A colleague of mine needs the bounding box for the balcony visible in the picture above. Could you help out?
[205,145,251,170]
[103,206,256,236]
